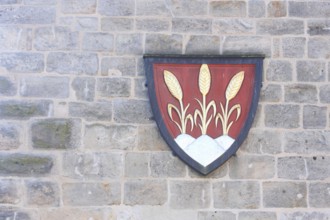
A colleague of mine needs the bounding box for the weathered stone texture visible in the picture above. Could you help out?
[0,122,21,150]
[0,6,55,24]
[260,84,282,102]
[101,17,133,32]
[277,157,306,180]
[306,156,330,180]
[25,180,59,206]
[266,60,292,81]
[75,17,98,31]
[238,212,277,220]
[0,27,32,51]
[71,77,95,101]
[97,77,131,97]
[150,152,186,177]
[173,18,211,34]
[125,152,149,177]
[309,183,330,208]
[264,105,300,128]
[210,1,246,17]
[145,34,182,54]
[297,60,325,81]
[282,37,306,58]
[257,19,304,35]
[98,0,134,16]
[0,179,20,204]
[69,102,112,121]
[82,33,114,51]
[284,84,317,103]
[279,212,330,220]
[61,0,96,14]
[213,19,254,35]
[0,52,44,73]
[134,77,148,99]
[0,210,31,220]
[101,57,136,76]
[136,125,168,151]
[0,76,16,96]
[198,211,236,220]
[113,99,152,124]
[185,35,220,55]
[242,130,281,154]
[267,1,286,17]
[308,37,330,59]
[308,19,330,36]
[136,0,169,16]
[320,85,330,103]
[136,18,170,32]
[167,0,207,16]
[39,208,104,220]
[303,105,327,129]
[248,0,265,18]
[289,1,330,17]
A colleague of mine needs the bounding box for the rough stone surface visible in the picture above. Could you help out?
[309,183,330,208]
[260,84,282,102]
[0,122,21,150]
[0,76,16,96]
[173,18,211,34]
[136,18,170,32]
[97,77,131,97]
[297,60,325,81]
[145,34,182,54]
[0,27,32,51]
[266,60,292,81]
[39,208,105,220]
[267,1,286,17]
[69,102,112,121]
[308,19,330,36]
[25,180,59,206]
[213,19,254,35]
[210,1,246,17]
[101,57,136,76]
[150,152,186,177]
[0,6,55,24]
[279,212,330,220]
[75,17,98,31]
[242,129,282,154]
[0,179,20,204]
[282,37,306,58]
[101,17,133,32]
[134,77,148,99]
[264,104,300,128]
[136,125,168,151]
[82,33,114,51]
[98,0,134,16]
[0,210,31,220]
[238,212,277,220]
[248,0,265,18]
[308,37,330,59]
[306,156,330,180]
[71,77,95,101]
[303,105,327,129]
[277,157,307,180]
[257,19,304,35]
[136,0,170,16]
[285,131,330,153]
[198,211,236,220]
[320,85,330,103]
[125,152,149,177]
[185,35,220,55]
[0,52,44,73]
[289,1,330,17]
[284,84,317,103]
[61,0,96,14]
[113,99,153,124]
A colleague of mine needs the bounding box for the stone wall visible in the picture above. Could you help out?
[0,0,329,219]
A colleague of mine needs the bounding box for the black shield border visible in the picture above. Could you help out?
[144,55,264,175]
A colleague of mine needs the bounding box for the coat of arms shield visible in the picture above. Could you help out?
[144,55,264,175]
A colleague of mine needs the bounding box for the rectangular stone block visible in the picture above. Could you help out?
[167,0,207,16]
[289,1,330,17]
[63,182,120,206]
[101,57,136,76]
[0,122,21,150]
[266,60,292,81]
[124,179,167,205]
[210,1,246,17]
[63,152,123,179]
[101,17,133,32]
[0,6,55,24]
[320,85,330,103]
[0,76,16,96]
[222,36,271,57]
[0,27,32,51]
[170,180,210,209]
[0,100,52,120]
[125,152,149,178]
[0,153,53,176]
[82,33,114,51]
[96,77,131,97]
[229,155,275,179]
[308,19,330,36]
[71,77,95,101]
[307,156,330,180]
[277,157,306,180]
[279,212,330,220]
[284,84,317,103]
[264,104,300,128]
[285,131,330,154]
[113,99,152,124]
[297,60,325,82]
[23,0,55,5]
[263,182,307,208]
[145,34,182,54]
[75,17,98,31]
[39,208,104,220]
[260,84,282,102]
[47,52,98,75]
[198,211,236,220]
[136,18,170,32]
[0,0,20,4]
[34,27,79,51]
[0,52,44,73]
[115,33,143,55]
[98,0,134,16]
[136,0,170,16]
[134,77,148,99]
[173,18,211,34]
[282,37,306,58]
[31,119,81,149]
[213,19,254,35]
[257,19,304,35]
[25,180,59,206]
[0,210,31,220]
[136,125,168,151]
[267,1,286,17]
[213,181,260,209]
[61,0,96,14]
[309,183,330,208]
[0,179,20,204]
[69,102,112,121]
[20,76,69,98]
[84,124,137,150]
[303,105,327,129]
[238,212,277,220]
[185,35,220,55]
[248,0,265,18]
[151,152,186,177]
[308,37,330,59]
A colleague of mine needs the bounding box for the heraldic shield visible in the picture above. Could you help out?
[144,55,264,175]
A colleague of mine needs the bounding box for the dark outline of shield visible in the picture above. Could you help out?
[144,55,264,175]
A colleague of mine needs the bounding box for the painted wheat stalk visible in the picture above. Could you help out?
[164,70,193,134]
[216,71,244,135]
[194,64,216,135]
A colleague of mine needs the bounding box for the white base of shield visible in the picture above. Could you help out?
[175,134,235,167]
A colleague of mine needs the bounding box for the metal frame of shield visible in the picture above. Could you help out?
[144,55,264,175]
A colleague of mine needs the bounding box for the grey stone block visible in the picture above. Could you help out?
[238,212,277,220]
[320,85,330,103]
[145,34,182,54]
[61,0,96,14]
[101,17,133,32]
[308,19,330,36]
[308,37,330,59]
[63,182,121,206]
[264,104,300,128]
[0,52,44,73]
[170,180,210,209]
[115,34,143,55]
[137,125,168,151]
[284,84,317,103]
[198,211,236,220]
[134,77,148,99]
[213,181,260,209]
[248,0,265,18]
[34,27,78,51]
[0,27,32,51]
[150,152,186,177]
[0,6,55,24]
[285,131,330,154]
[101,57,136,76]
[297,60,325,81]
[75,17,98,31]
[38,208,104,220]
[173,18,211,34]
[0,100,52,120]
[71,77,95,101]
[309,183,330,208]
[124,179,167,205]
[136,0,170,16]
[260,84,282,102]
[257,19,304,35]
[0,0,20,4]
[263,182,307,208]
[0,153,53,176]
[82,33,114,51]
[31,119,81,149]
[136,18,170,32]
[20,76,69,98]
[282,37,306,58]
[229,155,275,179]
[267,1,286,17]
[98,0,134,16]
[303,105,327,129]
[125,152,149,177]
[0,76,16,96]
[24,0,55,5]
[210,1,246,17]
[279,212,330,220]
[25,181,59,206]
[223,36,271,57]
[213,19,254,35]
[277,157,306,180]
[289,1,330,17]
[97,77,131,97]
[0,179,20,204]
[47,52,98,75]
[0,122,21,150]
[0,210,31,220]
[84,124,137,150]
[63,152,123,179]
[69,102,112,121]
[185,35,220,55]
[307,156,330,180]
[113,99,153,124]
[166,0,207,16]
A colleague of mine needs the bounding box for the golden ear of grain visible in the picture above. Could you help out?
[164,70,183,101]
[199,64,211,96]
[225,71,245,101]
